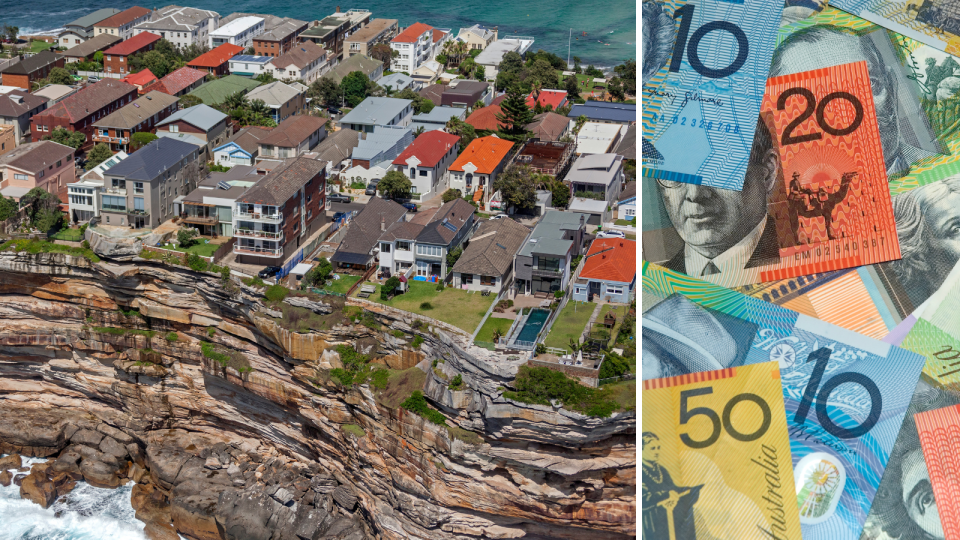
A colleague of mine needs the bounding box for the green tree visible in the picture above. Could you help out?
[474,65,485,81]
[254,72,276,84]
[459,57,476,77]
[45,127,86,149]
[381,276,401,299]
[21,187,62,233]
[93,51,104,64]
[420,98,435,114]
[222,90,248,111]
[395,88,432,114]
[369,43,395,71]
[436,53,447,67]
[47,67,73,85]
[499,51,524,76]
[493,164,537,211]
[4,25,18,43]
[547,177,570,209]
[574,114,588,134]
[244,46,255,55]
[441,188,462,203]
[378,170,412,200]
[496,85,534,145]
[528,58,559,89]
[179,94,203,108]
[180,42,208,62]
[564,75,580,100]
[249,99,270,118]
[177,227,199,249]
[84,143,113,170]
[607,77,626,102]
[129,132,158,151]
[139,50,171,78]
[585,65,604,78]
[445,117,477,150]
[413,126,425,136]
[0,195,17,222]
[309,76,342,106]
[340,71,376,107]
[573,56,582,74]
[446,246,463,268]
[613,59,636,96]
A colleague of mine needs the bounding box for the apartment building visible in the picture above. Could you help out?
[0,90,49,141]
[338,97,413,133]
[92,91,180,152]
[31,79,139,152]
[390,23,434,74]
[99,137,201,228]
[264,42,328,83]
[0,52,65,91]
[456,25,497,51]
[0,141,76,202]
[94,7,153,40]
[209,16,264,48]
[67,151,129,223]
[61,34,122,64]
[344,18,398,57]
[298,9,371,61]
[134,6,220,49]
[233,157,327,264]
[102,32,161,75]
[250,17,308,58]
[180,165,260,237]
[58,8,121,47]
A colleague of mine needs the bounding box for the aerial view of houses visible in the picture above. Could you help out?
[0,4,637,538]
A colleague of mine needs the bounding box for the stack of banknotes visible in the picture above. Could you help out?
[641,0,960,538]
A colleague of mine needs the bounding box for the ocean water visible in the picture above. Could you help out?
[1,457,149,540]
[0,0,637,67]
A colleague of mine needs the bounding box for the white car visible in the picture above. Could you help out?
[490,214,508,220]
[596,230,625,239]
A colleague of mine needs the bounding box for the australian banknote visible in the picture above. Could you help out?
[830,0,960,57]
[643,362,802,540]
[915,403,960,540]
[642,262,927,539]
[641,0,783,190]
[726,8,960,339]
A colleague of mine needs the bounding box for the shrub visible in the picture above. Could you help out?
[411,319,424,330]
[401,390,447,425]
[442,189,462,203]
[535,343,546,355]
[81,240,91,250]
[381,276,401,300]
[370,369,389,389]
[412,335,424,349]
[242,275,266,288]
[207,327,216,337]
[166,332,178,342]
[419,302,433,310]
[435,283,444,292]
[504,365,619,417]
[177,227,199,249]
[186,252,207,272]
[392,329,405,338]
[448,374,464,391]
[599,350,631,379]
[553,290,565,299]
[265,284,289,303]
[219,265,231,285]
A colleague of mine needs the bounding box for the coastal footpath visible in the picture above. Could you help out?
[0,250,635,539]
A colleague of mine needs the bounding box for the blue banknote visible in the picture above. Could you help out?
[641,0,783,190]
[642,263,927,539]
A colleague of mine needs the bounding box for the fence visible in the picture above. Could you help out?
[346,265,377,297]
[211,238,235,263]
[278,249,304,280]
[76,71,123,79]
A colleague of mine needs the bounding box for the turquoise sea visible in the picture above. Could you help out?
[0,0,637,67]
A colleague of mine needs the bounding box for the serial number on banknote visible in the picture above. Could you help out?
[647,113,742,134]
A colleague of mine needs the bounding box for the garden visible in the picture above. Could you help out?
[353,280,496,333]
[542,301,595,352]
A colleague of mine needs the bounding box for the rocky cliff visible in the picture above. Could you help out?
[0,251,636,540]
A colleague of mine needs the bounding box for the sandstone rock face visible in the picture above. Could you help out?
[0,252,636,539]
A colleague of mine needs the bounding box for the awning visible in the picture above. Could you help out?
[330,251,372,265]
[290,263,313,276]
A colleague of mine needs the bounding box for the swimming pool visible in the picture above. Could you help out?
[516,309,550,343]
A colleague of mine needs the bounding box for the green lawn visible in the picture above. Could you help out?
[169,241,219,257]
[543,301,595,351]
[599,304,628,322]
[604,380,636,411]
[475,317,514,344]
[355,281,496,332]
[51,228,84,242]
[614,219,635,227]
[625,233,636,241]
[27,41,54,53]
[322,274,361,295]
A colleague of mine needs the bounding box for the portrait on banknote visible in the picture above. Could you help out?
[641,293,759,380]
[641,432,703,540]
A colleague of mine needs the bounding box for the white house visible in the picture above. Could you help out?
[134,6,220,49]
[209,16,264,49]
[390,22,434,74]
[265,41,329,83]
[390,130,460,200]
[67,151,129,224]
[227,55,273,77]
[377,198,475,279]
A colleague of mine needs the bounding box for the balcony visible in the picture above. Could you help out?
[234,245,283,257]
[103,187,127,196]
[532,267,564,278]
[92,134,129,144]
[127,209,150,216]
[234,210,282,223]
[235,228,282,240]
[182,214,217,225]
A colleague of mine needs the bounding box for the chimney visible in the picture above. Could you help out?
[579,214,584,228]
[336,5,341,12]
[381,216,385,231]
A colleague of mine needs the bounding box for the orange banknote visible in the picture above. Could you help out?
[758,60,900,282]
[915,404,960,540]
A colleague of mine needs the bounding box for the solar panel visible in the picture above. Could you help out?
[496,243,506,249]
[217,180,232,190]
[442,221,457,232]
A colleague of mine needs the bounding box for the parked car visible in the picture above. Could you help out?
[258,266,282,279]
[327,106,341,115]
[596,230,625,239]
[400,202,417,212]
[332,212,346,222]
[490,214,508,220]
[328,193,351,204]
[87,76,100,83]
[365,184,378,196]
[74,157,87,167]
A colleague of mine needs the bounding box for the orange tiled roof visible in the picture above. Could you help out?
[580,238,636,283]
[432,29,446,44]
[121,69,156,87]
[392,22,433,43]
[465,105,502,132]
[188,43,244,68]
[526,89,568,110]
[104,32,161,56]
[449,136,513,175]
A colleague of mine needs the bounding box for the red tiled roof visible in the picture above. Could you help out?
[580,238,636,283]
[188,43,244,68]
[104,32,161,56]
[121,69,156,87]
[526,89,568,110]
[432,29,446,44]
[33,79,136,124]
[159,67,206,94]
[449,136,513,174]
[465,105,502,132]
[392,22,433,43]
[141,79,169,95]
[95,6,151,28]
[392,130,460,168]
[491,94,508,106]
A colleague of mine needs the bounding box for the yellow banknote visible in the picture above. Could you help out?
[643,362,801,540]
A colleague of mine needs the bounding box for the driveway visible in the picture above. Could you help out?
[329,202,366,215]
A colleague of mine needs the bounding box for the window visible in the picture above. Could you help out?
[169,125,178,133]
[481,275,495,286]
[396,241,411,251]
[13,174,27,181]
[102,195,125,211]
[574,287,585,294]
[605,285,624,295]
[462,274,473,284]
[37,170,44,178]
[416,244,442,257]
[134,182,144,194]
[419,170,427,177]
[134,197,144,211]
[624,208,635,217]
[56,160,61,168]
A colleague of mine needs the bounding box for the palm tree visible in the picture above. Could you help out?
[414,126,425,136]
[383,84,395,97]
[492,327,504,343]
[249,99,270,118]
[224,90,248,111]
[530,80,543,103]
